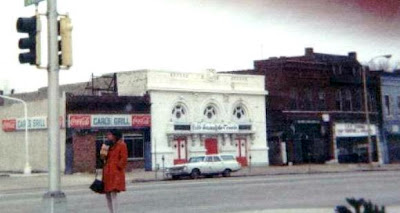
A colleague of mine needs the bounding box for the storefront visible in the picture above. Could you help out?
[67,113,151,173]
[333,123,381,163]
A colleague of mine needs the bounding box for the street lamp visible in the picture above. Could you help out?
[0,95,31,174]
[362,54,392,164]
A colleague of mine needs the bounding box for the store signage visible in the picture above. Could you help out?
[2,117,48,132]
[132,114,151,127]
[68,114,151,128]
[335,123,377,137]
[69,114,91,128]
[191,123,239,133]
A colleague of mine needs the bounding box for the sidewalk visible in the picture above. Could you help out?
[1,163,400,193]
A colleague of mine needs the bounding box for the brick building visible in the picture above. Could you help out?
[231,48,382,165]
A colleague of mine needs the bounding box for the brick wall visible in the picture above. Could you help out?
[73,134,96,173]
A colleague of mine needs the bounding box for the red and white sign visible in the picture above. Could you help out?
[68,114,151,128]
[2,119,16,132]
[68,114,91,128]
[132,114,151,127]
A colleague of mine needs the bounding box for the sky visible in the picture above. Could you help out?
[0,0,399,93]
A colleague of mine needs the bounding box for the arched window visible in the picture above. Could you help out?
[172,104,187,121]
[233,105,247,121]
[203,105,217,121]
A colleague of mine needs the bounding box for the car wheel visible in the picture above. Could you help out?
[222,169,231,177]
[191,169,200,179]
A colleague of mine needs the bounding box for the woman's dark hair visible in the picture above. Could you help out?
[109,129,122,141]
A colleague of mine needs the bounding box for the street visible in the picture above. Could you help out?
[1,171,399,213]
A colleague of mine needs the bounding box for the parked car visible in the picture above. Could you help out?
[166,154,241,179]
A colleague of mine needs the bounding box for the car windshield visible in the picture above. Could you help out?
[188,156,205,163]
[221,155,235,161]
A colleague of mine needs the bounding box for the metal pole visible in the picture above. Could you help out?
[0,95,31,174]
[47,0,61,192]
[362,66,373,164]
[43,1,66,212]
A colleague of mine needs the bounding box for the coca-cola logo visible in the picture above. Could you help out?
[2,119,16,132]
[69,115,91,128]
[132,115,151,127]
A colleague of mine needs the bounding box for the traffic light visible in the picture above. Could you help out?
[58,16,73,67]
[16,15,41,65]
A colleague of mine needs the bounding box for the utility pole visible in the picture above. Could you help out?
[362,66,373,164]
[43,0,66,211]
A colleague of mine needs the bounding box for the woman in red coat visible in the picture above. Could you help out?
[102,130,128,213]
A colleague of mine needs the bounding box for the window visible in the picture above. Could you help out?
[213,156,221,162]
[318,90,326,110]
[369,93,377,112]
[289,88,298,110]
[353,89,362,111]
[233,105,247,121]
[343,89,352,111]
[123,134,144,159]
[221,155,235,161]
[172,104,187,121]
[397,96,400,114]
[304,89,313,110]
[336,90,342,111]
[384,95,391,115]
[204,105,217,120]
[205,156,213,162]
[189,156,205,163]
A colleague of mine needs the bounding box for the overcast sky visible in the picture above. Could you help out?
[0,0,399,93]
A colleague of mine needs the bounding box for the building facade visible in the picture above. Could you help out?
[117,70,270,169]
[1,69,269,173]
[377,70,400,163]
[232,48,382,165]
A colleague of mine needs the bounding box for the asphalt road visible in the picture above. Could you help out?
[1,171,400,213]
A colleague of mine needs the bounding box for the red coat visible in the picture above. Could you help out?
[103,140,128,192]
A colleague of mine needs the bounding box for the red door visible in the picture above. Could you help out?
[235,138,248,166]
[173,138,188,165]
[205,138,218,154]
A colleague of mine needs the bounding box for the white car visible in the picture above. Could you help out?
[166,154,241,179]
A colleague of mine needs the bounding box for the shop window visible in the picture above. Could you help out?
[233,105,247,121]
[123,134,144,159]
[204,105,217,121]
[336,89,342,111]
[384,95,391,116]
[172,104,187,122]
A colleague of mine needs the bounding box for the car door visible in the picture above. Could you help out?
[202,156,214,174]
[212,156,224,173]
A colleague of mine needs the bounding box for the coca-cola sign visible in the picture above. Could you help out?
[69,115,91,128]
[132,114,151,127]
[2,119,16,132]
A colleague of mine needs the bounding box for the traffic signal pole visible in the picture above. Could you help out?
[43,0,66,211]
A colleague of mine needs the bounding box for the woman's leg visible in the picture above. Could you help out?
[105,193,114,213]
[111,192,118,213]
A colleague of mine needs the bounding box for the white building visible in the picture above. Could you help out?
[117,69,269,168]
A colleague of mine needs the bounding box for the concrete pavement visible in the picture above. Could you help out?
[1,163,400,193]
[1,171,399,213]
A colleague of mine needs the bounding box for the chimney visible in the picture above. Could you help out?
[348,52,357,60]
[305,47,314,57]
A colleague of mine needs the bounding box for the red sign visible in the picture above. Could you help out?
[132,114,151,127]
[69,115,91,128]
[2,119,16,132]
